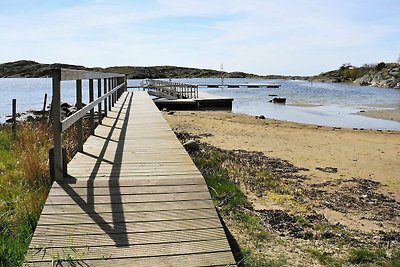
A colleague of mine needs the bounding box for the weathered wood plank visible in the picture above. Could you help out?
[26,239,232,262]
[35,208,218,225]
[33,218,223,236]
[25,251,235,267]
[49,184,209,196]
[41,199,215,215]
[29,227,227,247]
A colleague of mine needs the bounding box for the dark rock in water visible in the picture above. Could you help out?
[183,140,199,153]
[316,167,338,173]
[269,97,286,104]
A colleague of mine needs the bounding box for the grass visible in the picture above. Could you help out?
[0,123,52,266]
[0,120,83,266]
[307,248,342,267]
[348,248,386,265]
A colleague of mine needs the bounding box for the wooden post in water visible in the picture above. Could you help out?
[12,99,16,139]
[76,80,83,152]
[89,79,95,135]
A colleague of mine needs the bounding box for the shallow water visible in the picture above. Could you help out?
[173,78,400,130]
[1,78,400,130]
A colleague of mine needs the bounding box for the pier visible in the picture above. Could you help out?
[130,79,234,110]
[24,69,236,266]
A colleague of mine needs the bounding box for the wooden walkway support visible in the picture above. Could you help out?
[25,90,235,266]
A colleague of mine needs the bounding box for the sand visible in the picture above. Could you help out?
[164,111,400,201]
[357,108,400,122]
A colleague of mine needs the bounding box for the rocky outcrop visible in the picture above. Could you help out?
[311,63,400,89]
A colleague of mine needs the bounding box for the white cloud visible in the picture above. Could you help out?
[1,0,399,75]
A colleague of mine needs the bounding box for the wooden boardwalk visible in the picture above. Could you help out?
[25,91,235,266]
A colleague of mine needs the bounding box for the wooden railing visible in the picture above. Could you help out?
[51,69,126,181]
[139,79,198,99]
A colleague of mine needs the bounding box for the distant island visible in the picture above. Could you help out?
[0,60,399,88]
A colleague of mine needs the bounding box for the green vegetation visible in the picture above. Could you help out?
[0,121,81,266]
[181,135,400,267]
[307,248,342,267]
[191,148,278,266]
[0,123,52,266]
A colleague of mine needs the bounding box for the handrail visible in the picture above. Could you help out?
[61,83,124,131]
[51,68,127,181]
[60,69,125,80]
[140,79,198,99]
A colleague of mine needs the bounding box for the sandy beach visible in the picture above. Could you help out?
[165,111,400,232]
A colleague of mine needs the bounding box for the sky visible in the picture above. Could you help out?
[0,0,399,76]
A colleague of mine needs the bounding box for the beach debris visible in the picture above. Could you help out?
[269,97,286,104]
[316,166,338,173]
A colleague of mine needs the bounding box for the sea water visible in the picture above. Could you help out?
[1,78,400,130]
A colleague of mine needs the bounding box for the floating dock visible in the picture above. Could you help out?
[153,92,233,110]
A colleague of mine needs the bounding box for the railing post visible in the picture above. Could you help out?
[111,78,115,107]
[42,93,47,112]
[89,79,95,135]
[52,69,63,181]
[125,75,127,92]
[103,78,108,117]
[97,79,102,125]
[108,78,112,110]
[76,80,83,152]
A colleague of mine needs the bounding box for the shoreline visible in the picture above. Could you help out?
[164,110,400,232]
[355,107,400,122]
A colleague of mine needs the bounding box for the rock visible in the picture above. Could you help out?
[183,140,199,153]
[269,97,286,104]
[316,167,338,173]
[168,111,175,115]
[258,115,266,119]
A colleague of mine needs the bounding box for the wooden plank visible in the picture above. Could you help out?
[33,218,223,236]
[29,227,227,247]
[45,192,211,205]
[25,251,235,267]
[36,208,218,225]
[49,184,209,196]
[52,177,206,188]
[26,239,231,262]
[41,199,214,214]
